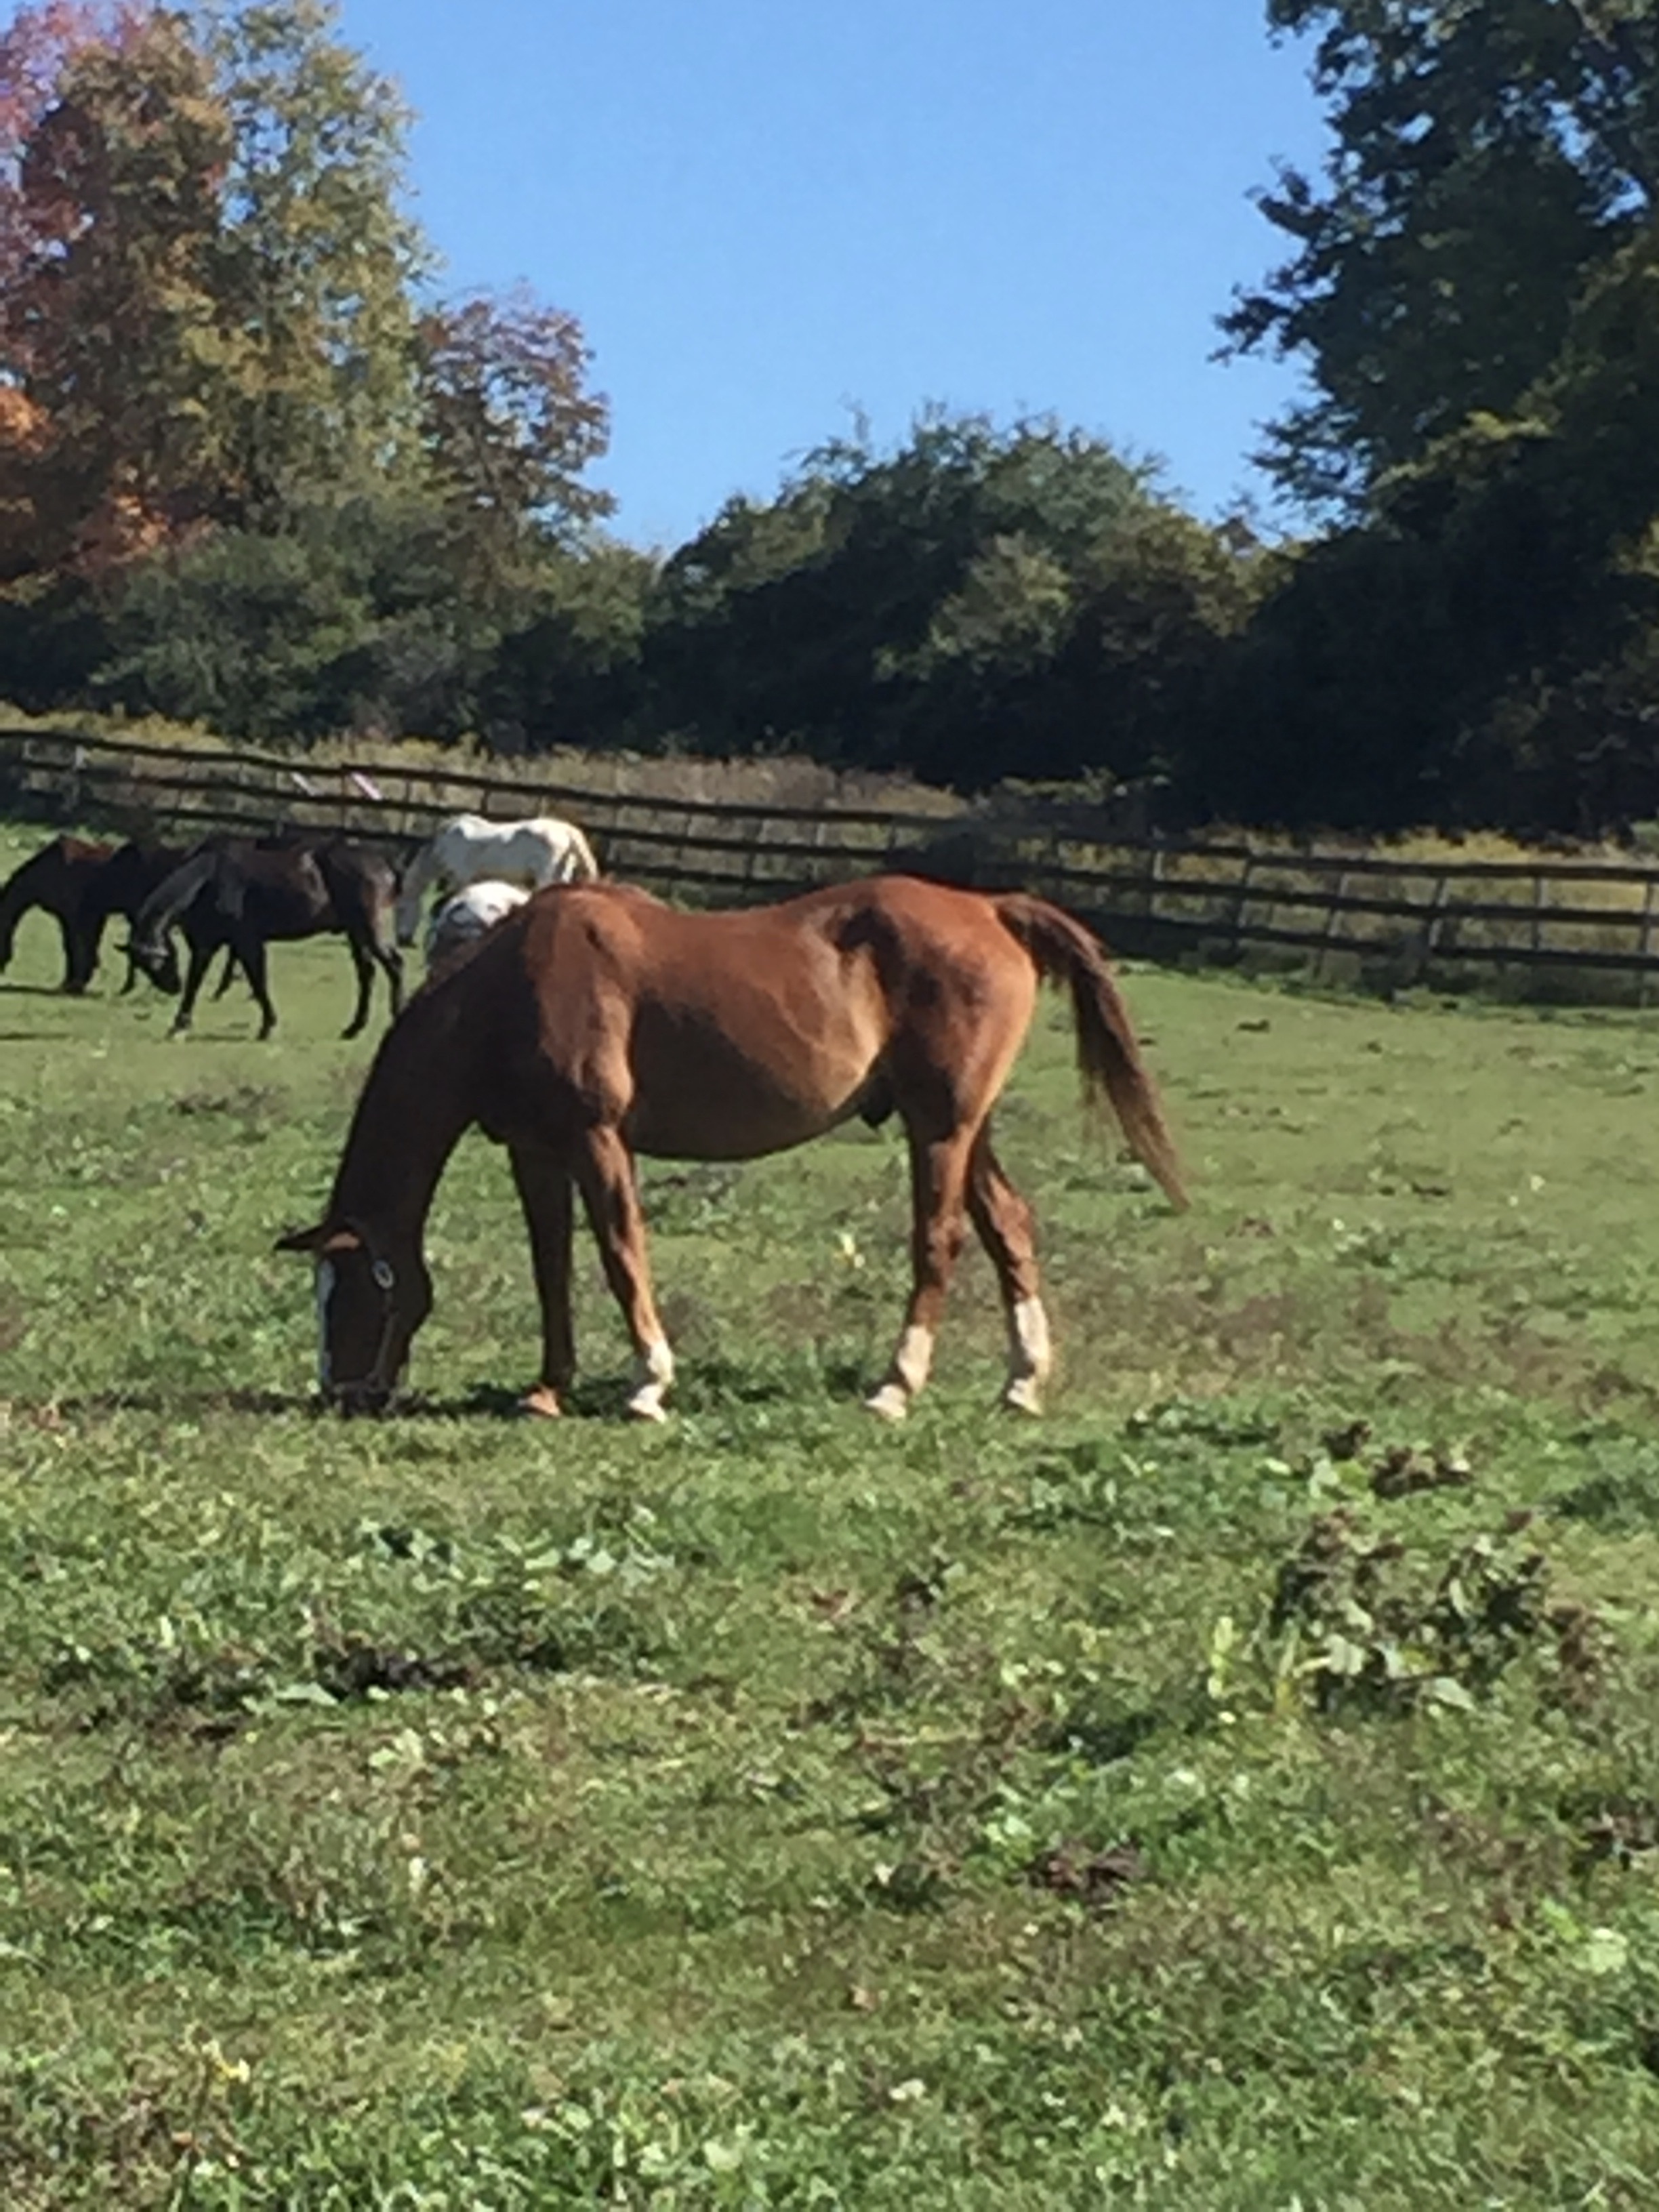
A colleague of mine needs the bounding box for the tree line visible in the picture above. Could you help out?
[0,0,1656,836]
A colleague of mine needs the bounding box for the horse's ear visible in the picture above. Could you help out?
[274,1223,362,1256]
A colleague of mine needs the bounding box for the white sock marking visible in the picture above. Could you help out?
[1002,1295,1052,1414]
[865,1323,934,1420]
[626,1338,675,1422]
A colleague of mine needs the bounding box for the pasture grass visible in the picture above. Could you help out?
[4,821,1659,2203]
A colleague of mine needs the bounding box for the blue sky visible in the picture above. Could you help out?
[337,0,1330,551]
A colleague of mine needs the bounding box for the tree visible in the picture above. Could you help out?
[644,412,1261,787]
[200,0,429,519]
[0,4,235,575]
[0,0,617,743]
[418,287,613,567]
[1226,0,1659,512]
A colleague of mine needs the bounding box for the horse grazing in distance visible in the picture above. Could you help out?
[131,838,402,1040]
[0,834,225,996]
[279,875,1185,1422]
[425,880,529,972]
[394,813,600,947]
[0,835,118,991]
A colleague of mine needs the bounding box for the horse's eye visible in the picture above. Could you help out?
[371,1258,395,1292]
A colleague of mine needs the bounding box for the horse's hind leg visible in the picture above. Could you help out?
[371,914,404,1021]
[508,1143,575,1417]
[240,937,277,1039]
[571,1124,674,1420]
[341,937,374,1039]
[211,947,239,1000]
[966,1127,1052,1415]
[865,1127,975,1422]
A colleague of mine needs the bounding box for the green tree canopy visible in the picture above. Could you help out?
[646,413,1260,788]
[1227,0,1658,512]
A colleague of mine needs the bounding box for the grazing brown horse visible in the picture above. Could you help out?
[0,835,119,991]
[131,837,403,1039]
[278,876,1185,1420]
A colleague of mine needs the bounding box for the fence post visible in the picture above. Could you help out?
[1415,873,1451,985]
[1229,853,1256,960]
[1315,869,1349,982]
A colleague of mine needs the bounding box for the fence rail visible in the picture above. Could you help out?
[6,726,1659,1002]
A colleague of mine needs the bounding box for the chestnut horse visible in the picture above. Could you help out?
[279,876,1185,1421]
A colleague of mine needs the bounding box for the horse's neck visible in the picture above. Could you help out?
[331,1001,475,1245]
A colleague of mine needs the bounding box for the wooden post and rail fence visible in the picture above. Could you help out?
[5,724,1659,1006]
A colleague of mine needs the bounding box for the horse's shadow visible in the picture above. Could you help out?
[35,1364,860,1427]
[35,1382,611,1424]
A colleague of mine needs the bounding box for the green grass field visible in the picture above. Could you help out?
[4,820,1659,2207]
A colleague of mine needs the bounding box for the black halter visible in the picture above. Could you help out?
[325,1249,401,1404]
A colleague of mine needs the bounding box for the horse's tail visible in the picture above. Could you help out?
[367,857,401,960]
[994,893,1187,1210]
[134,847,218,954]
[331,847,400,958]
[394,837,436,943]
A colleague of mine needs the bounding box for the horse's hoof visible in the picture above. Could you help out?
[1000,1378,1044,1417]
[863,1382,910,1422]
[517,1385,562,1420]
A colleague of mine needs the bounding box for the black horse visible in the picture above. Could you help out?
[0,836,119,991]
[0,834,233,995]
[129,838,403,1039]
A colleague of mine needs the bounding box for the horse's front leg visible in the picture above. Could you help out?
[169,941,214,1036]
[571,1124,674,1420]
[56,914,87,994]
[865,1126,974,1421]
[508,1143,576,1417]
[72,911,106,991]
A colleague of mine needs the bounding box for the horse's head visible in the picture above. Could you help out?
[275,1220,432,1413]
[126,930,181,996]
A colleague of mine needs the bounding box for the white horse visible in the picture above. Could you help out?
[424,880,530,970]
[395,813,600,945]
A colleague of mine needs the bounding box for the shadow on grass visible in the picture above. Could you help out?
[26,1356,871,1427]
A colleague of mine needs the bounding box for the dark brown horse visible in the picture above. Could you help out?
[0,836,119,991]
[278,876,1185,1420]
[130,837,403,1040]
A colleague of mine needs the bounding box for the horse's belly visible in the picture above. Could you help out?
[620,1015,878,1161]
[623,1084,858,1159]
